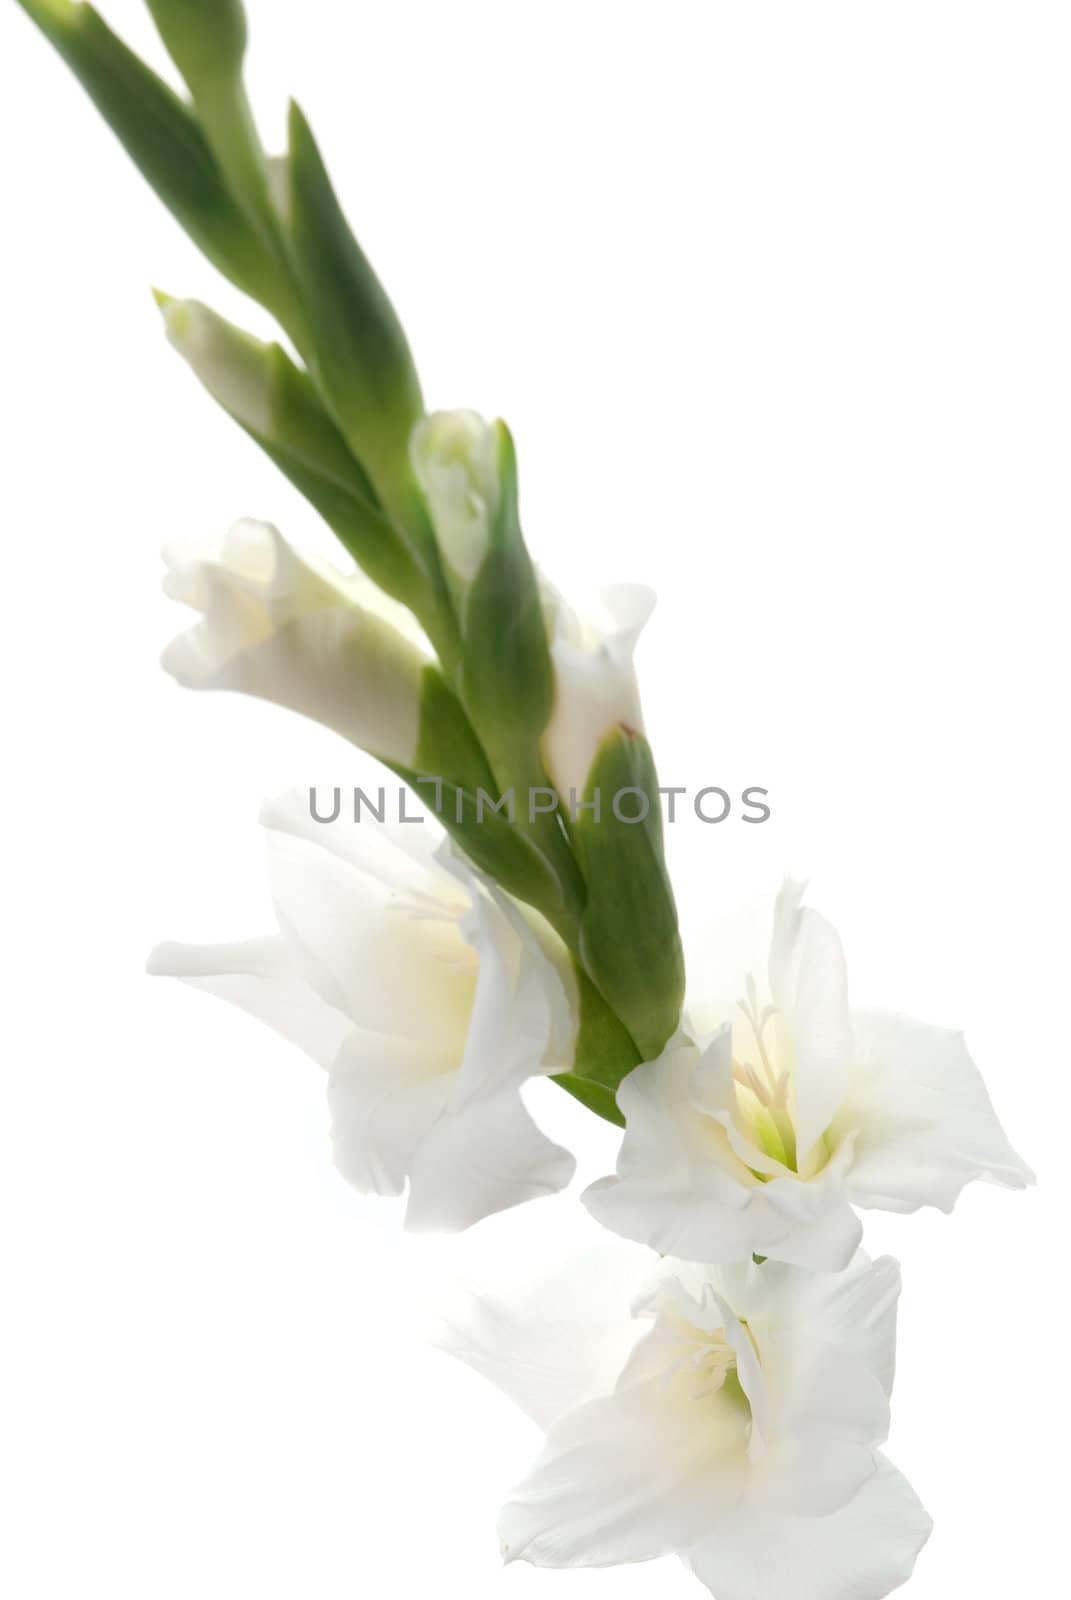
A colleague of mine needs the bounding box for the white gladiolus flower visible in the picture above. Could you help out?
[585,881,1033,1268]
[439,1242,932,1600]
[161,518,429,766]
[148,793,577,1231]
[409,409,499,582]
[540,580,656,802]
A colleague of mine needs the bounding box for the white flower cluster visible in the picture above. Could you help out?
[13,6,1034,1591]
[150,417,1031,1600]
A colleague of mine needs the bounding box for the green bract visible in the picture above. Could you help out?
[459,422,555,772]
[572,727,685,1062]
[283,103,428,536]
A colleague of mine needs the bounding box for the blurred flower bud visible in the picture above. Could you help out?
[410,409,500,584]
[161,519,428,767]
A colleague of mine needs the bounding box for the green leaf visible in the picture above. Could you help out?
[14,1,285,312]
[284,102,426,530]
[572,727,685,1061]
[548,963,639,1127]
[436,783,581,945]
[449,421,586,927]
[264,444,429,615]
[551,1073,625,1128]
[571,966,642,1090]
[460,422,554,771]
[413,668,498,798]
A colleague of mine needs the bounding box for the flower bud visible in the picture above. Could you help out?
[161,519,428,768]
[409,409,500,584]
[156,296,428,615]
[157,295,273,437]
[538,579,683,1059]
[540,582,655,803]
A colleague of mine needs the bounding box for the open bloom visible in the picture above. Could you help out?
[409,409,500,583]
[162,518,428,766]
[585,881,1033,1268]
[440,1242,931,1600]
[149,792,577,1231]
[540,579,655,802]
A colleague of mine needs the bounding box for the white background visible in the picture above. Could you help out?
[1,1,1065,1594]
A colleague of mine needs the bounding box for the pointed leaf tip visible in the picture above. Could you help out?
[287,98,311,145]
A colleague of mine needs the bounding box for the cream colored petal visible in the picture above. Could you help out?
[327,1030,450,1196]
[403,1087,575,1233]
[434,1241,652,1429]
[845,1010,1034,1212]
[498,1377,747,1569]
[685,1456,932,1600]
[161,522,428,765]
[147,936,351,1069]
[583,1040,759,1264]
[262,816,473,1054]
[540,577,656,800]
[768,879,855,1157]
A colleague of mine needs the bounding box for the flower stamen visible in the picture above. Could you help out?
[734,980,798,1170]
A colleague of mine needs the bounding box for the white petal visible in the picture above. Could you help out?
[254,802,576,1228]
[685,1455,932,1600]
[540,578,656,800]
[176,605,425,766]
[327,1031,449,1196]
[585,1037,862,1268]
[260,802,575,1101]
[434,1241,653,1429]
[844,1011,1034,1212]
[682,891,781,1041]
[768,880,855,1156]
[262,787,452,902]
[163,520,302,613]
[745,1165,864,1270]
[702,1260,893,1519]
[744,1255,901,1399]
[450,872,575,1108]
[751,1330,887,1515]
[404,1088,575,1233]
[261,815,473,1052]
[147,937,351,1069]
[618,1276,769,1460]
[498,1377,747,1569]
[409,409,498,581]
[162,521,427,765]
[433,840,579,1049]
[714,1289,769,1460]
[583,1043,759,1264]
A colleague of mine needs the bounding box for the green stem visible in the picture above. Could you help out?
[197,78,274,233]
